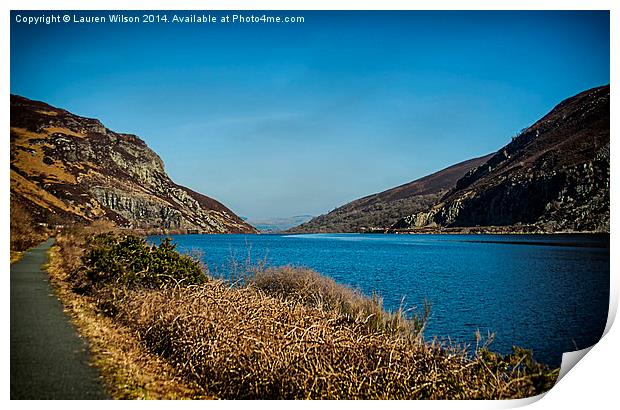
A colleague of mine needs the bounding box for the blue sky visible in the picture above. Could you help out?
[11,11,609,219]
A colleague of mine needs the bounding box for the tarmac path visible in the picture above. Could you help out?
[10,238,109,399]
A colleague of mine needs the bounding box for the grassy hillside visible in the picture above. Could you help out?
[289,155,491,233]
[393,85,610,232]
[11,95,257,234]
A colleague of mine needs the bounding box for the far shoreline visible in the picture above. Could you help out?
[146,229,610,237]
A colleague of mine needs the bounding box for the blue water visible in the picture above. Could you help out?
[147,233,609,367]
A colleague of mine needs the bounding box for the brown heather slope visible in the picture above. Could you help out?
[288,155,491,233]
[393,84,610,232]
[10,95,257,234]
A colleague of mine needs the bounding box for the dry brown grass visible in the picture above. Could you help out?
[110,280,556,399]
[11,129,78,184]
[35,109,59,116]
[53,220,119,274]
[43,126,86,139]
[10,200,48,251]
[12,171,64,212]
[252,266,429,338]
[50,228,559,400]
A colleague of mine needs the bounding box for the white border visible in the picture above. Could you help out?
[2,1,616,408]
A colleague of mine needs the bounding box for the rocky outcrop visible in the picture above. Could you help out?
[288,155,491,233]
[10,95,257,233]
[392,85,610,232]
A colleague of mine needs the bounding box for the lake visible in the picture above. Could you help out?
[147,233,609,367]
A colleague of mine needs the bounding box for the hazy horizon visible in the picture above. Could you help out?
[11,10,609,219]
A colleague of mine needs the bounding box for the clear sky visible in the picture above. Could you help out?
[10,10,609,220]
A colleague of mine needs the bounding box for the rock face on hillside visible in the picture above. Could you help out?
[288,155,492,233]
[392,85,610,232]
[10,95,257,233]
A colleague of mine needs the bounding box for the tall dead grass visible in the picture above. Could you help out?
[10,201,48,251]
[54,229,558,399]
[54,219,118,275]
[112,281,556,399]
[251,266,430,339]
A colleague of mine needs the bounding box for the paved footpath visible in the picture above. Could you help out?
[11,239,109,399]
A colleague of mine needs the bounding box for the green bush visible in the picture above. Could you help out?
[81,233,205,289]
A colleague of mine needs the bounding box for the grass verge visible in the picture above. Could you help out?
[46,223,208,399]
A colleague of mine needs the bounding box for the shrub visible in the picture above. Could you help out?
[80,233,205,289]
[251,266,430,338]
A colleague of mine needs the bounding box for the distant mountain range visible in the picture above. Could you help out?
[290,85,610,233]
[247,215,315,233]
[10,95,257,234]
